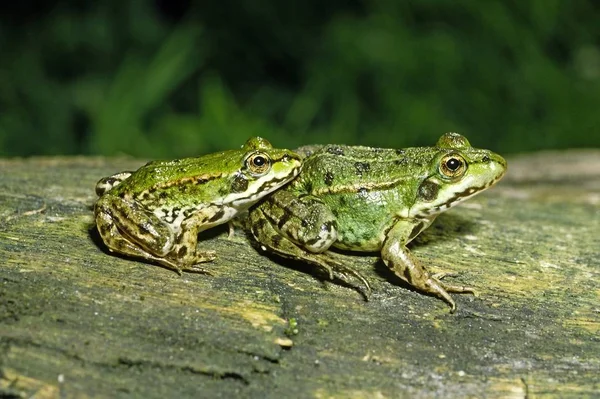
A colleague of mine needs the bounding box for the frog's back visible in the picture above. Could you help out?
[110,150,241,199]
[298,145,436,193]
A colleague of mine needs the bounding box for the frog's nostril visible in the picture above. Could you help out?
[482,155,490,163]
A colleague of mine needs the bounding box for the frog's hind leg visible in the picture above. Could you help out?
[95,207,184,274]
[249,207,371,297]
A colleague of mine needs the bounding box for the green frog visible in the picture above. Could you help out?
[95,137,302,273]
[248,133,507,311]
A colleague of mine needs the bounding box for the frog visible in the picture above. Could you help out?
[248,132,507,312]
[94,136,302,274]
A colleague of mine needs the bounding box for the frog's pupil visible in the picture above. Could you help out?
[446,158,460,171]
[253,156,266,166]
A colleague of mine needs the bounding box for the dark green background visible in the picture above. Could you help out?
[1,0,599,158]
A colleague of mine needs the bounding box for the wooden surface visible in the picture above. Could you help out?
[0,151,598,398]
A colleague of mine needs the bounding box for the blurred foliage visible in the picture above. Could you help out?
[0,0,599,158]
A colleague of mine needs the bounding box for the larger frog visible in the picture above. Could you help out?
[95,137,301,273]
[248,133,507,311]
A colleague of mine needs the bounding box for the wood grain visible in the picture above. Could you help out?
[1,151,598,398]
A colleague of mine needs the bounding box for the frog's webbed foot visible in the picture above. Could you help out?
[292,250,372,299]
[175,251,216,275]
[178,264,214,275]
[383,245,473,312]
[431,272,475,295]
[166,249,216,275]
[249,208,371,298]
[313,254,372,299]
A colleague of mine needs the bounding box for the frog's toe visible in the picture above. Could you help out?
[448,300,457,313]
[432,272,459,280]
[185,265,213,275]
[440,282,476,295]
[155,259,184,275]
[346,269,371,298]
[193,250,217,262]
[312,261,335,280]
[328,264,371,299]
[432,273,475,295]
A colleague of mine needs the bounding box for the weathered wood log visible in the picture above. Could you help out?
[1,151,598,398]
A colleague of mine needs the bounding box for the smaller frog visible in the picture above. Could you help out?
[249,133,507,311]
[95,137,302,273]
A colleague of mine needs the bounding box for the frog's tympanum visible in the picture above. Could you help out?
[249,133,507,311]
[95,137,302,273]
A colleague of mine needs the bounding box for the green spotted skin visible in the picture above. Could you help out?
[249,133,507,312]
[95,137,302,273]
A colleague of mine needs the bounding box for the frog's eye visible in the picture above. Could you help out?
[246,152,272,176]
[439,154,466,179]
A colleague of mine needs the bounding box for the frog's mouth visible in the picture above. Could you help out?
[409,168,506,218]
[228,162,302,207]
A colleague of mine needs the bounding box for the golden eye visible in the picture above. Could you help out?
[246,152,272,176]
[439,154,466,178]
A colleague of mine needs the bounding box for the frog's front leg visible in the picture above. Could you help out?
[167,206,224,272]
[382,219,474,312]
[249,191,371,294]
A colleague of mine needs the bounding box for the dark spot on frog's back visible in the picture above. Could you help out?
[354,162,370,176]
[417,180,439,202]
[140,191,152,201]
[326,146,345,156]
[324,170,335,186]
[395,149,406,156]
[231,175,249,193]
[394,158,408,167]
[157,191,169,200]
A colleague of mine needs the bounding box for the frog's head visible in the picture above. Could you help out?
[224,137,302,206]
[409,132,507,217]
